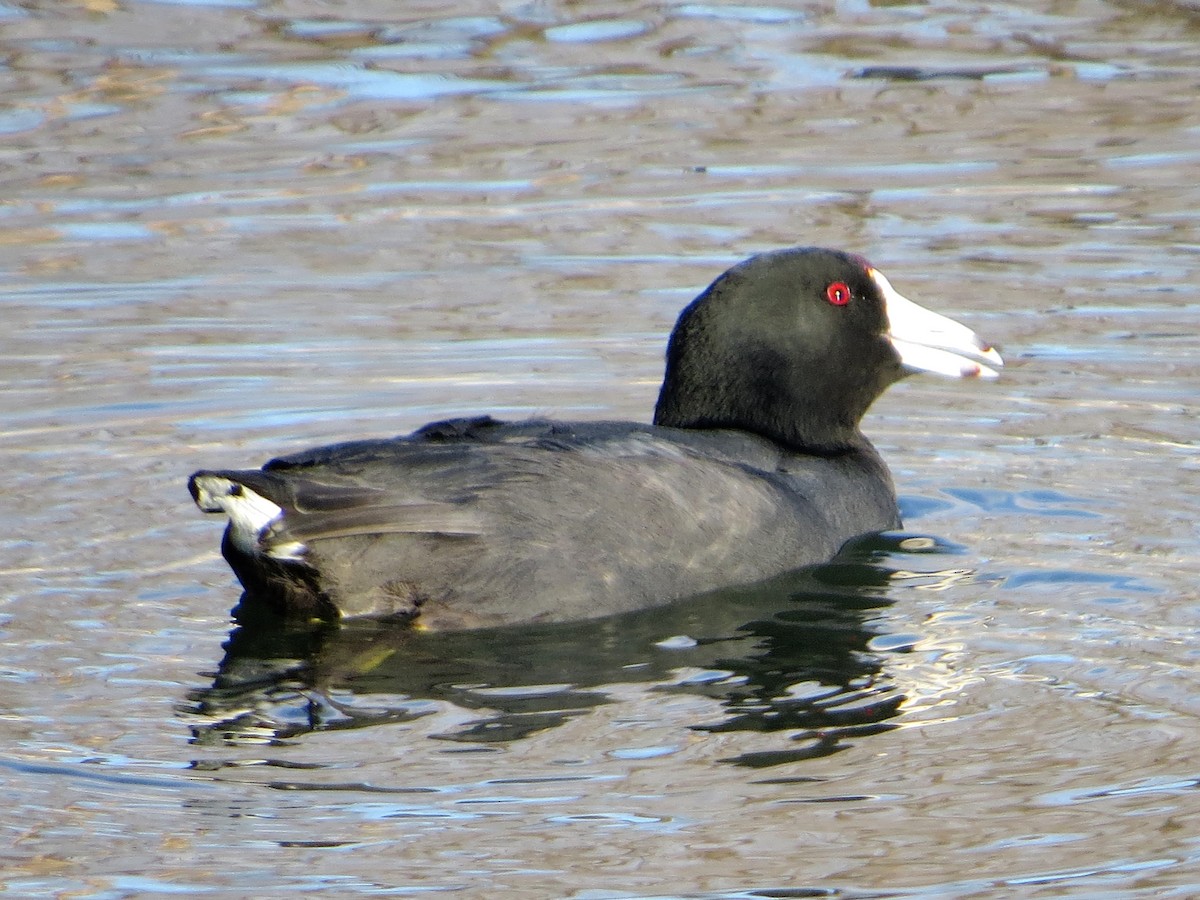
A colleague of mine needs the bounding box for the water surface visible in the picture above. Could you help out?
[3,0,1200,896]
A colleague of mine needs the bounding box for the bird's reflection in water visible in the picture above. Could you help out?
[186,532,968,767]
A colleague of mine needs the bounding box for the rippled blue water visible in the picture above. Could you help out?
[2,0,1200,896]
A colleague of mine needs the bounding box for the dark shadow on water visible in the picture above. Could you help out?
[184,531,966,767]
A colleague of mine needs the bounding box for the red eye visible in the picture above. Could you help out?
[826,281,852,306]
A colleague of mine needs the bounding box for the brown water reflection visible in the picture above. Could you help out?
[187,534,920,757]
[3,0,1200,896]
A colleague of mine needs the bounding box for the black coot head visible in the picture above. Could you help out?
[653,247,999,453]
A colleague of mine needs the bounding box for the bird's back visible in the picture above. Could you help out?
[190,416,900,628]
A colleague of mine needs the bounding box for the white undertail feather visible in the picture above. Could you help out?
[191,474,308,561]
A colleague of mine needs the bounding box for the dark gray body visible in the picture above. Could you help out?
[197,416,899,629]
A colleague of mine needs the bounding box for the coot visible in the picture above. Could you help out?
[190,247,1001,629]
